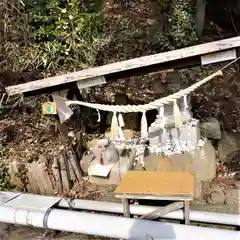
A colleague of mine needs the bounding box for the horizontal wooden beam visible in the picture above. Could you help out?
[115,194,193,201]
[6,36,240,96]
[14,56,201,97]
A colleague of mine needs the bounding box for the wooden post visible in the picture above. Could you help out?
[62,150,72,190]
[53,157,63,194]
[122,198,130,218]
[184,201,190,225]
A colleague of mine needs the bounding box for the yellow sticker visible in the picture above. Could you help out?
[42,102,57,115]
[161,72,167,78]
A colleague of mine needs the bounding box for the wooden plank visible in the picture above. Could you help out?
[5,36,240,96]
[67,150,83,183]
[201,49,237,65]
[76,76,106,89]
[58,152,71,192]
[114,171,195,197]
[139,201,184,220]
[27,162,55,195]
[57,121,82,182]
[52,157,63,194]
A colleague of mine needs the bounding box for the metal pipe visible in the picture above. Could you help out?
[57,198,240,226]
[0,205,239,240]
[1,191,238,227]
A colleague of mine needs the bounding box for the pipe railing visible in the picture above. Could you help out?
[57,198,240,227]
[0,205,239,240]
[1,191,239,227]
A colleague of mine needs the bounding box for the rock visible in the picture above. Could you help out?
[105,128,135,140]
[218,131,240,162]
[225,188,240,211]
[122,129,135,139]
[86,138,99,150]
[80,154,94,174]
[200,118,221,139]
[208,184,226,204]
[92,146,119,165]
[86,182,98,192]
[144,152,194,172]
[190,139,216,181]
[86,138,109,150]
[97,139,109,147]
[102,147,119,165]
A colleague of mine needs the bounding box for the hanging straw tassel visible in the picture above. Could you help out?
[141,111,148,138]
[118,113,125,127]
[118,126,125,140]
[173,99,183,128]
[183,95,188,109]
[117,113,125,140]
[111,112,119,137]
[96,109,101,122]
[159,106,165,129]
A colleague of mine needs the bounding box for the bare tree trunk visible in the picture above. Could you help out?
[196,0,206,37]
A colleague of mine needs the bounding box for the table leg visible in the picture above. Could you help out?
[122,198,130,218]
[184,201,190,225]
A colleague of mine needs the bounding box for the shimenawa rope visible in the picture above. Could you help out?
[65,57,239,138]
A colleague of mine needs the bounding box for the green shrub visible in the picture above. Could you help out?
[152,0,198,51]
[1,0,109,72]
[23,0,109,72]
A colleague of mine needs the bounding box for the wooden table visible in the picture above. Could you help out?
[114,171,195,224]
